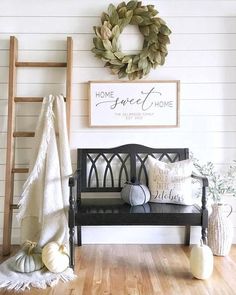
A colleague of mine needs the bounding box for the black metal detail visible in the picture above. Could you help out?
[68,175,75,269]
[136,154,149,185]
[77,145,190,192]
[159,152,179,163]
[117,153,130,187]
[87,153,100,188]
[69,226,75,269]
[202,227,208,245]
[158,153,166,161]
[202,186,207,210]
[173,153,180,162]
[77,226,81,246]
[86,153,131,189]
[184,225,191,245]
[103,154,115,187]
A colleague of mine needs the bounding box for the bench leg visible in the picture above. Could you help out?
[77,226,82,246]
[69,225,75,269]
[184,225,191,245]
[201,208,208,245]
[201,227,207,245]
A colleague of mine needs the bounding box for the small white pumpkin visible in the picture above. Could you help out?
[42,242,69,273]
[13,241,44,273]
[190,239,213,280]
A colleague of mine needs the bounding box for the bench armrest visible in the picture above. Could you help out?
[191,173,208,209]
[69,169,80,186]
[191,173,209,187]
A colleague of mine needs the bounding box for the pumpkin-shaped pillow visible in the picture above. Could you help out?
[121,177,150,206]
[13,241,44,273]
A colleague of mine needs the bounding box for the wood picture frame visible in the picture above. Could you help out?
[89,80,180,127]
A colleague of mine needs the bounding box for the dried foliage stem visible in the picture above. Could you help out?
[192,157,236,203]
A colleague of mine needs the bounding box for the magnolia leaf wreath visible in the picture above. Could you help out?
[92,0,171,80]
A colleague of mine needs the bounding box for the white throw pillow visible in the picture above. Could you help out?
[147,156,193,205]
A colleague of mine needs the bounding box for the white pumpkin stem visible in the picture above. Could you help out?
[200,239,204,247]
[59,245,65,252]
[23,240,37,255]
[59,244,70,258]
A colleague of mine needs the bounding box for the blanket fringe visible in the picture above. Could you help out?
[0,268,76,292]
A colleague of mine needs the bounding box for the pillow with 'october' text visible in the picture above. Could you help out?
[147,156,193,205]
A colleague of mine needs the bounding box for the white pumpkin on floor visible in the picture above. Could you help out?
[42,242,69,273]
[190,239,213,280]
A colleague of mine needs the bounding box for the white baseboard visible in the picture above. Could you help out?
[2,226,236,245]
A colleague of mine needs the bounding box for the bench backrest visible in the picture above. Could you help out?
[77,144,189,193]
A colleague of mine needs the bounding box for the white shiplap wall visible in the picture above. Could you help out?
[0,0,236,244]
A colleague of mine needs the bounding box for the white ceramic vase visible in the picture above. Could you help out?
[208,203,233,256]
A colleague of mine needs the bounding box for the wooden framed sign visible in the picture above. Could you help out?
[89,81,180,127]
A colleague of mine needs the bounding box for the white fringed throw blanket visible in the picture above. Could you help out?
[0,95,76,291]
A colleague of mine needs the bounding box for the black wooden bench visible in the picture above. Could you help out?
[68,144,208,268]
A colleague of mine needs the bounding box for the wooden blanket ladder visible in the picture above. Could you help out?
[2,36,73,255]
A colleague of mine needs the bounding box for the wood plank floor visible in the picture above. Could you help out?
[0,245,236,295]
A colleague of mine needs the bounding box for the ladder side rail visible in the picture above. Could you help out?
[66,37,73,139]
[3,36,18,256]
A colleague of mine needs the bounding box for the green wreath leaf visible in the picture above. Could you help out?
[130,15,143,25]
[101,12,110,24]
[112,25,120,37]
[126,10,134,21]
[108,4,117,17]
[102,39,113,51]
[103,51,116,59]
[93,37,104,50]
[160,25,172,35]
[127,0,138,10]
[114,51,125,60]
[92,0,171,80]
[139,26,149,36]
[117,1,126,10]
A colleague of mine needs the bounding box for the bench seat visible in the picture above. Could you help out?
[77,198,202,226]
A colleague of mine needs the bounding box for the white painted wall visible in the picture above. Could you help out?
[0,0,236,244]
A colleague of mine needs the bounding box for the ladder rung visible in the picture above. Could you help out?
[13,131,59,137]
[15,97,43,102]
[16,62,67,68]
[10,204,19,210]
[14,97,66,102]
[12,168,29,173]
[13,131,35,137]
